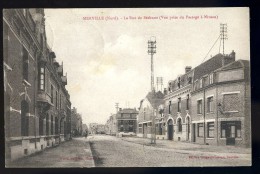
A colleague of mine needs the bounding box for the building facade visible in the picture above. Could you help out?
[105,114,117,136]
[164,66,193,141]
[116,108,138,136]
[4,9,71,162]
[137,91,165,138]
[191,53,250,147]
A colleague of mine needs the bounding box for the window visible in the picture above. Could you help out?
[178,98,181,112]
[143,108,146,120]
[22,46,29,81]
[197,100,202,114]
[207,97,214,113]
[51,115,53,135]
[169,101,172,114]
[209,73,214,84]
[51,85,54,103]
[56,91,58,109]
[60,94,62,109]
[121,113,123,118]
[39,117,44,135]
[221,121,241,138]
[186,95,190,110]
[207,122,214,138]
[198,123,204,137]
[39,66,45,90]
[46,114,49,136]
[55,117,58,134]
[199,79,203,88]
[177,118,182,132]
[223,94,239,112]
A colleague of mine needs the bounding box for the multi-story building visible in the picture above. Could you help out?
[71,107,83,136]
[4,8,71,162]
[137,91,165,138]
[164,66,194,141]
[116,108,138,136]
[191,52,250,147]
[105,114,117,136]
[96,124,106,134]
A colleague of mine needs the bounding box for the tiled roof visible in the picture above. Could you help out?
[193,53,223,81]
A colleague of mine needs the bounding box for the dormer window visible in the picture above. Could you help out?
[209,73,214,84]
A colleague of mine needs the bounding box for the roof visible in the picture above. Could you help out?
[217,59,250,82]
[118,108,138,114]
[193,53,224,81]
[145,91,165,109]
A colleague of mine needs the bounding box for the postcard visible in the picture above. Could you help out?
[3,8,250,167]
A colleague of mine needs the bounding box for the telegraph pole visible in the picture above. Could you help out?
[220,23,228,55]
[148,37,156,92]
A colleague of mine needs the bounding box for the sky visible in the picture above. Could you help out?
[44,8,250,125]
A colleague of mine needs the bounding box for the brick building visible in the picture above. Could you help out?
[190,52,250,147]
[116,108,138,136]
[137,91,165,138]
[4,9,71,162]
[164,66,193,141]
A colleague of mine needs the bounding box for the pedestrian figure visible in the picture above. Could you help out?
[85,130,88,139]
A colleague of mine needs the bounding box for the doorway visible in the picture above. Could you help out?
[192,123,196,142]
[167,119,173,140]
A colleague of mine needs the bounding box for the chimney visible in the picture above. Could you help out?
[185,66,192,73]
[222,50,236,66]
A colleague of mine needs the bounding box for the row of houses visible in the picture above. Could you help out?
[4,8,78,162]
[137,51,250,147]
[105,51,250,147]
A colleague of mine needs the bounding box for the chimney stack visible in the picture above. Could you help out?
[222,50,236,67]
[185,66,192,73]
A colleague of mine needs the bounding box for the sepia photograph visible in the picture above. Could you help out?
[3,7,251,167]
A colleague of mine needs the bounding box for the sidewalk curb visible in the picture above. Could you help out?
[85,138,95,167]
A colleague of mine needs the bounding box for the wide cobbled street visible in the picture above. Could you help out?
[89,135,251,167]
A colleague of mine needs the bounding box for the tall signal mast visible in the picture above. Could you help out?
[148,37,156,92]
[220,23,228,55]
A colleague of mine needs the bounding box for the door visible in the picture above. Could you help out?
[167,119,173,140]
[143,123,147,138]
[226,124,236,145]
[192,123,196,142]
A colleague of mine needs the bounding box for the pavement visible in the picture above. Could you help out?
[88,135,251,167]
[120,136,251,155]
[7,137,95,168]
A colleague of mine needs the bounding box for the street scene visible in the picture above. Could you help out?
[4,8,251,167]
